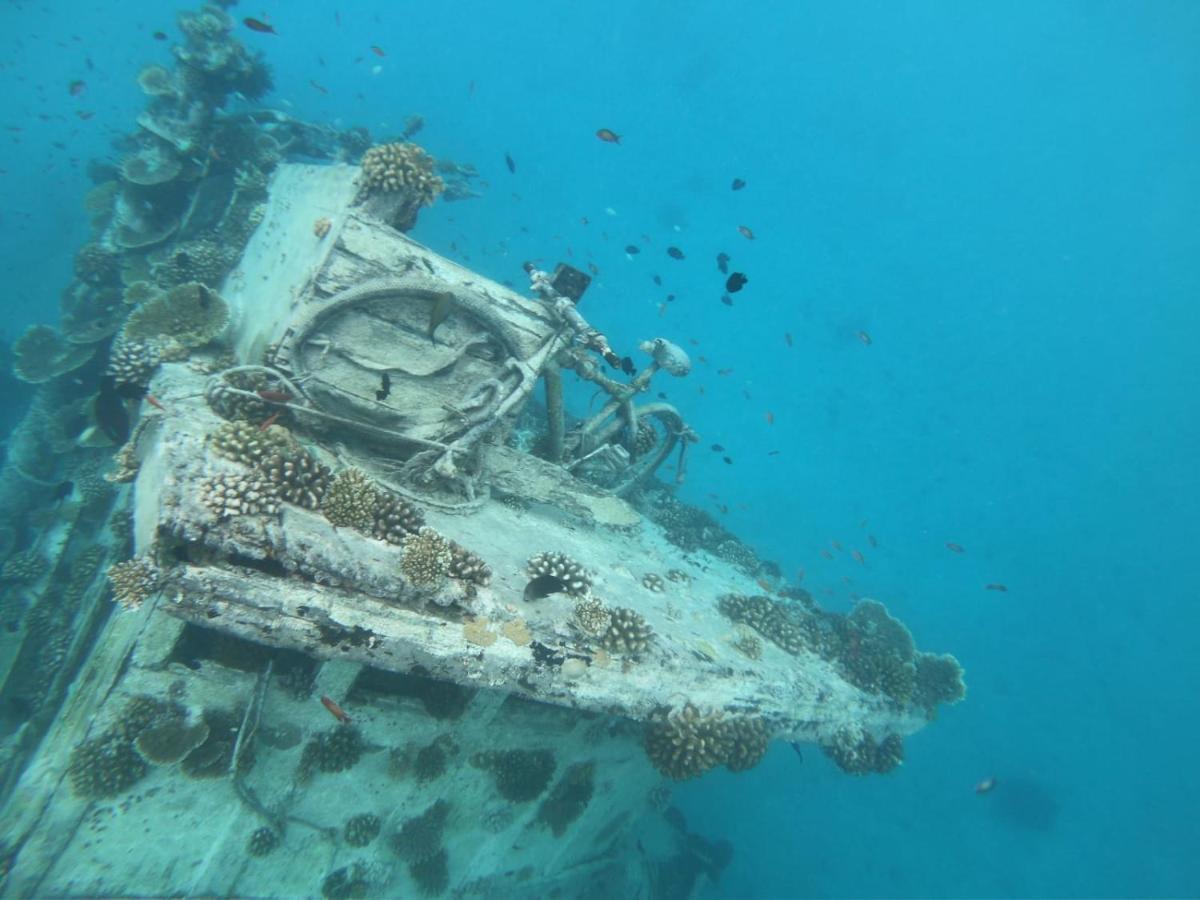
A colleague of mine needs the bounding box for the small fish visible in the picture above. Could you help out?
[946,542,965,554]
[657,392,668,400]
[95,378,131,444]
[665,293,675,302]
[857,330,872,346]
[68,80,86,96]
[731,178,746,191]
[795,566,805,582]
[243,17,277,34]
[756,578,774,592]
[868,534,879,548]
[985,583,1008,592]
[785,332,793,347]
[321,695,352,724]
[595,128,621,143]
[716,252,730,273]
[726,272,748,293]
[722,456,733,465]
[710,444,725,452]
[504,152,516,173]
[666,246,685,260]
[717,368,733,376]
[428,291,454,339]
[524,574,567,602]
[831,540,843,551]
[370,45,386,56]
[76,110,94,120]
[738,225,755,240]
[257,389,294,404]
[625,244,640,255]
[975,777,997,794]
[768,450,780,456]
[259,412,280,431]
[52,480,74,502]
[820,550,834,560]
[620,357,636,376]
[587,262,599,275]
[720,294,733,307]
[402,115,424,139]
[152,31,168,40]
[851,549,865,565]
[309,79,329,94]
[375,372,392,401]
[144,394,167,412]
[652,274,662,285]
[765,410,774,425]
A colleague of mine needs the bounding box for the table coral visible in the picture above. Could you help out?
[122,281,229,349]
[106,556,161,611]
[11,324,95,384]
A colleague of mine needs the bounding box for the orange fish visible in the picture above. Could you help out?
[765,410,774,425]
[370,45,385,56]
[820,550,834,560]
[857,330,872,346]
[259,412,280,431]
[946,542,965,554]
[985,583,1008,592]
[756,578,773,592]
[257,389,294,404]
[738,225,755,240]
[975,777,997,794]
[595,128,621,144]
[145,394,167,412]
[243,17,277,34]
[851,549,865,565]
[321,695,351,724]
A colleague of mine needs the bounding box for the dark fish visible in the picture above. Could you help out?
[595,128,621,143]
[666,246,685,260]
[625,244,640,255]
[620,356,636,375]
[429,291,454,339]
[402,115,424,139]
[985,583,1008,592]
[375,372,392,402]
[524,574,567,603]
[731,178,746,191]
[768,450,780,456]
[710,444,725,452]
[785,331,793,347]
[52,480,74,501]
[309,80,329,94]
[504,152,516,173]
[716,252,730,274]
[720,294,733,306]
[68,80,85,96]
[789,742,803,762]
[94,376,130,444]
[243,17,277,34]
[723,456,733,465]
[726,272,748,293]
[152,31,168,40]
[666,293,675,302]
[76,110,94,120]
[652,274,662,285]
[657,392,668,399]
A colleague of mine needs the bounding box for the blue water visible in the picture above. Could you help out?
[2,1,1197,896]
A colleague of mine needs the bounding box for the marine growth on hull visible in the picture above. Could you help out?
[0,5,963,897]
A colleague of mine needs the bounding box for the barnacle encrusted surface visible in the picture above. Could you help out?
[106,335,161,390]
[470,749,556,803]
[372,495,426,544]
[360,142,444,205]
[822,728,904,775]
[299,725,365,779]
[247,826,280,857]
[344,813,382,847]
[913,652,967,713]
[1,550,48,583]
[322,467,380,530]
[11,324,95,383]
[202,471,281,519]
[600,607,654,656]
[572,597,612,637]
[209,421,297,467]
[526,551,591,598]
[106,556,161,611]
[401,527,453,586]
[261,451,330,510]
[536,761,595,837]
[122,281,229,349]
[391,799,451,863]
[644,704,732,781]
[447,542,491,586]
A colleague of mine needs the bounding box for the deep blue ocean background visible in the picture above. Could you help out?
[2,2,1197,896]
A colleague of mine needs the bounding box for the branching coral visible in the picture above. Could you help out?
[107,556,161,611]
[122,281,229,349]
[344,813,382,847]
[202,471,280,519]
[247,826,280,857]
[390,799,451,863]
[322,467,380,530]
[153,238,237,289]
[1,551,48,583]
[401,527,453,587]
[209,421,298,467]
[536,761,595,837]
[643,704,772,780]
[572,597,612,637]
[470,749,556,803]
[372,495,426,544]
[261,451,330,510]
[67,696,180,798]
[641,572,666,593]
[600,607,653,656]
[447,542,491,586]
[724,716,770,772]
[718,593,810,655]
[11,324,95,384]
[526,551,591,598]
[106,336,161,392]
[360,142,444,205]
[299,725,365,779]
[822,727,904,775]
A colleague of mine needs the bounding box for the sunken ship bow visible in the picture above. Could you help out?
[0,7,965,897]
